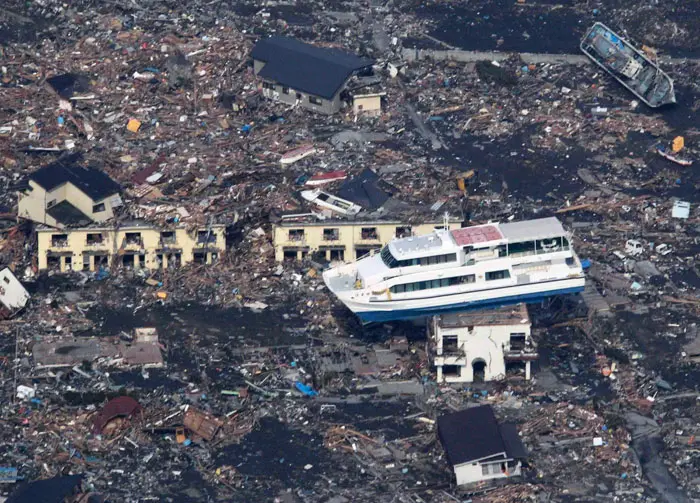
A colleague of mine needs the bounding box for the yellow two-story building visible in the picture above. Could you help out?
[18,154,122,228]
[37,222,226,272]
[272,218,461,262]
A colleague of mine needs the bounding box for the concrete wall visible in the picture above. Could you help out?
[18,180,118,228]
[434,322,532,383]
[37,225,226,272]
[273,220,461,262]
[353,94,382,117]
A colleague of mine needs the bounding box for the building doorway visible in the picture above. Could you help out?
[472,359,486,383]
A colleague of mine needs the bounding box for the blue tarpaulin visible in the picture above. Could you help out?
[295,382,318,397]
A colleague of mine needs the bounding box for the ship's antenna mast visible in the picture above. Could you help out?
[443,211,449,230]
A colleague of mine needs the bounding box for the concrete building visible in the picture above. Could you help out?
[351,91,385,117]
[18,154,122,228]
[438,405,527,486]
[0,267,30,319]
[430,303,537,383]
[251,36,374,115]
[273,218,461,262]
[36,222,226,272]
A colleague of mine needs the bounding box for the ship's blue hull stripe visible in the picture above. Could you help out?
[355,286,584,323]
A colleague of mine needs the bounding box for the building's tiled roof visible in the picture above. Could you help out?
[29,154,120,202]
[251,36,374,99]
[438,405,527,466]
[46,200,92,227]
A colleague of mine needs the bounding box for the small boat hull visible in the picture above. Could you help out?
[580,22,675,108]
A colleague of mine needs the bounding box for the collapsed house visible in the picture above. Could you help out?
[251,36,375,114]
[17,154,122,228]
[437,405,527,486]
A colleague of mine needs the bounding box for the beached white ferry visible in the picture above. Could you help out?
[323,217,585,323]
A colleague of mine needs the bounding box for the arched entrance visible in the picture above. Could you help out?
[472,358,486,383]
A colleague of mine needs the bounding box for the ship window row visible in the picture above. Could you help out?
[501,237,570,257]
[381,246,457,269]
[485,270,511,281]
[390,274,475,293]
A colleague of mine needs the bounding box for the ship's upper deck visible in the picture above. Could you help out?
[386,217,569,261]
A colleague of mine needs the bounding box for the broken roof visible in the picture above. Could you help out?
[338,168,391,210]
[46,200,92,226]
[437,405,527,466]
[28,153,121,202]
[251,36,374,99]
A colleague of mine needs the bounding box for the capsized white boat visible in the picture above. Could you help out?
[323,217,585,323]
[301,189,361,216]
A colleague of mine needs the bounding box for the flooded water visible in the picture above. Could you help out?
[413,0,700,57]
[215,417,334,493]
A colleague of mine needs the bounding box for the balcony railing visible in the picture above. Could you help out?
[503,342,538,360]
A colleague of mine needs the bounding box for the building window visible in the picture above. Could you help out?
[262,81,274,90]
[323,228,339,241]
[46,199,57,209]
[51,234,68,247]
[486,270,511,281]
[3,276,9,285]
[442,335,459,354]
[161,231,176,244]
[282,87,290,94]
[482,464,490,476]
[443,365,461,377]
[395,226,411,238]
[92,203,106,213]
[86,233,103,245]
[361,227,378,240]
[308,96,322,105]
[288,229,304,242]
[125,232,142,245]
[197,231,216,244]
[329,249,344,261]
[509,333,527,351]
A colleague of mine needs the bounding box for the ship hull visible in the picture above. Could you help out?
[334,276,585,323]
[580,22,675,108]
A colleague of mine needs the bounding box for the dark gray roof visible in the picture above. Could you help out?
[251,36,374,99]
[28,154,120,202]
[46,200,92,226]
[437,405,527,466]
[338,168,391,210]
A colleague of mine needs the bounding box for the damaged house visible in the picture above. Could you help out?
[251,36,375,115]
[17,154,122,228]
[430,304,537,383]
[438,405,527,486]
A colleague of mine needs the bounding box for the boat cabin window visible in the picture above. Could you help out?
[508,241,536,257]
[419,253,457,266]
[486,270,510,281]
[390,274,475,293]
